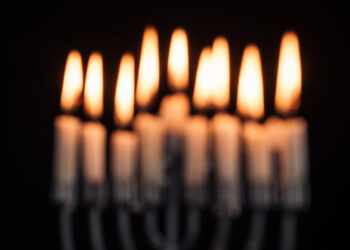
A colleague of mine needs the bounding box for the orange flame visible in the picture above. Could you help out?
[193,47,214,110]
[114,53,135,127]
[168,28,189,91]
[211,36,230,109]
[60,50,83,112]
[84,52,104,119]
[275,31,302,115]
[136,26,160,108]
[236,44,264,120]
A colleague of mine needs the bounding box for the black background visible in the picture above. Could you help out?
[4,2,350,250]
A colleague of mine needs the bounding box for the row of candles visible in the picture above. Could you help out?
[53,26,308,209]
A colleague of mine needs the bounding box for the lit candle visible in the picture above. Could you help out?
[82,52,107,184]
[159,28,190,135]
[110,53,138,183]
[209,37,242,186]
[237,45,273,187]
[134,26,166,187]
[53,50,83,198]
[183,47,212,187]
[268,31,309,206]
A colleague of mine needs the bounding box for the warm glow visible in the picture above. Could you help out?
[60,50,83,112]
[84,52,104,119]
[168,28,189,91]
[193,47,214,109]
[136,26,160,108]
[114,53,135,127]
[275,31,302,115]
[211,36,230,109]
[236,44,264,119]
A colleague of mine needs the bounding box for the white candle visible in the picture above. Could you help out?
[183,115,209,186]
[53,50,83,189]
[54,115,81,187]
[158,93,190,135]
[134,113,166,186]
[266,117,309,187]
[210,113,241,184]
[82,52,106,185]
[286,118,309,185]
[82,122,107,184]
[110,131,138,182]
[111,53,138,183]
[243,121,272,185]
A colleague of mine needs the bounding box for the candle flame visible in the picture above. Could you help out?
[236,44,264,119]
[211,36,230,109]
[84,52,104,119]
[275,31,302,115]
[168,28,189,91]
[60,50,83,112]
[136,26,160,108]
[193,47,214,110]
[114,53,135,127]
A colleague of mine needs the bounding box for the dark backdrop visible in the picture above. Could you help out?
[4,2,349,250]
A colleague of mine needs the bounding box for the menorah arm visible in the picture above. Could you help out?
[278,212,297,250]
[59,206,75,250]
[116,208,137,250]
[144,209,165,250]
[211,215,232,250]
[181,207,201,250]
[244,210,266,250]
[88,207,106,250]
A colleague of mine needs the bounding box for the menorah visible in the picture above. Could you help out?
[51,27,310,250]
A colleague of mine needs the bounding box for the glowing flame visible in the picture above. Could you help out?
[84,52,104,119]
[60,50,83,112]
[236,44,264,119]
[193,47,214,110]
[275,31,302,115]
[136,26,159,108]
[211,36,230,109]
[114,53,135,127]
[168,28,189,91]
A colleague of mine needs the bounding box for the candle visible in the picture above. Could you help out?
[210,113,242,184]
[82,52,107,184]
[134,113,165,186]
[159,93,190,135]
[183,115,209,186]
[266,116,309,187]
[243,122,272,184]
[182,46,215,187]
[271,31,309,206]
[159,28,190,135]
[209,37,242,185]
[53,50,83,193]
[110,53,138,183]
[237,44,273,187]
[134,26,165,187]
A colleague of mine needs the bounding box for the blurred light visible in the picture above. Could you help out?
[275,31,302,115]
[114,53,135,127]
[168,28,189,91]
[84,52,104,119]
[136,26,160,108]
[236,44,264,120]
[60,50,83,112]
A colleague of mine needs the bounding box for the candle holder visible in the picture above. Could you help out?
[52,140,310,250]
